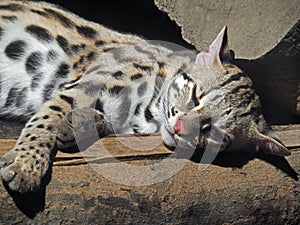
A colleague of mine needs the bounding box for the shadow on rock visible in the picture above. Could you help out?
[234,19,300,125]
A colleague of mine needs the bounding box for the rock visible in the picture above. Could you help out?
[154,0,300,59]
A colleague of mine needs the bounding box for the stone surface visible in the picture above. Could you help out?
[154,0,300,59]
[0,149,299,224]
[0,126,299,224]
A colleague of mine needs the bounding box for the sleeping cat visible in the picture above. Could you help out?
[0,0,290,193]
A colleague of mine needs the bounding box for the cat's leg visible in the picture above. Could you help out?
[0,93,74,193]
[56,107,112,152]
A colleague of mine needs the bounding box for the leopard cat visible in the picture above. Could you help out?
[0,0,290,193]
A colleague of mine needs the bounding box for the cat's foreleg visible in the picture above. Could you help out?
[0,93,73,193]
[56,107,112,152]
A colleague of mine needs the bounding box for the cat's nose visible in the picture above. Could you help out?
[174,119,187,136]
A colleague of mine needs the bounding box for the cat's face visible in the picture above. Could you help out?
[160,67,223,151]
[160,26,291,157]
[160,27,230,151]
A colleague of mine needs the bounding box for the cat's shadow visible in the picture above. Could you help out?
[233,20,300,125]
[183,149,299,181]
[2,164,52,219]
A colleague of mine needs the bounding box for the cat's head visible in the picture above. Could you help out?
[161,27,290,157]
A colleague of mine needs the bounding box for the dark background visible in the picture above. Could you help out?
[45,0,193,49]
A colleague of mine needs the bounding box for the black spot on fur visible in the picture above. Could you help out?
[133,63,153,72]
[31,9,48,17]
[2,15,17,21]
[43,115,49,119]
[72,62,79,70]
[90,98,104,112]
[131,73,143,81]
[103,47,115,53]
[70,45,81,54]
[179,70,192,82]
[134,103,142,115]
[59,94,74,106]
[71,44,86,53]
[49,105,62,112]
[171,107,176,117]
[37,124,44,129]
[95,40,106,46]
[4,87,17,107]
[0,4,24,11]
[5,40,26,60]
[144,106,153,122]
[47,50,58,61]
[46,142,51,148]
[43,8,74,27]
[56,35,71,55]
[87,52,96,61]
[47,125,53,131]
[30,136,37,141]
[26,52,43,74]
[55,63,70,78]
[26,25,53,42]
[76,25,97,39]
[109,86,124,96]
[72,55,85,69]
[112,71,125,80]
[77,56,85,65]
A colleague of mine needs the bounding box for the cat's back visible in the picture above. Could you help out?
[0,0,142,120]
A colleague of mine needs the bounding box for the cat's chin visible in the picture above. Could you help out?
[160,126,176,148]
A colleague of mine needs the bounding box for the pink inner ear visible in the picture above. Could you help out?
[195,26,228,70]
[195,49,219,68]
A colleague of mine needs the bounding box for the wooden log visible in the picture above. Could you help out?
[1,126,300,166]
[0,125,299,224]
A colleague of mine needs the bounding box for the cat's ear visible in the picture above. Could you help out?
[195,26,232,70]
[254,130,291,156]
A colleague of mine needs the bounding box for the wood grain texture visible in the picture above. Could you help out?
[1,126,299,166]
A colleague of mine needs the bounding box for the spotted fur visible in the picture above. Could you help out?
[0,1,290,193]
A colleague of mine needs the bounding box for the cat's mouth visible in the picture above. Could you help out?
[161,127,197,151]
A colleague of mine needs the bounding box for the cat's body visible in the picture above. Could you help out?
[0,1,290,193]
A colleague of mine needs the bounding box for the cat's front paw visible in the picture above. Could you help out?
[0,147,50,193]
